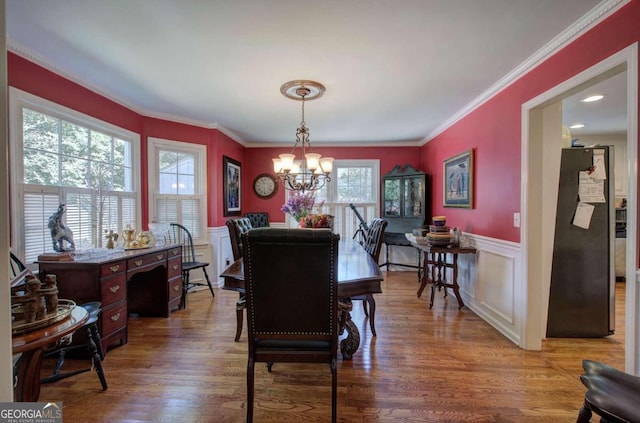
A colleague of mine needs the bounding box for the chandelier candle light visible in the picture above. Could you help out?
[273,80,333,192]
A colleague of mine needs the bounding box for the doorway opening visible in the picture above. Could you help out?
[521,43,638,372]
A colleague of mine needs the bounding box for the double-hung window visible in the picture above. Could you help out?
[313,159,380,239]
[9,88,141,264]
[147,137,207,242]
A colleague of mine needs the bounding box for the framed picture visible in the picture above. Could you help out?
[443,149,474,208]
[223,156,241,216]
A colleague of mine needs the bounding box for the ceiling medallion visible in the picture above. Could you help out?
[280,80,326,101]
[272,80,333,193]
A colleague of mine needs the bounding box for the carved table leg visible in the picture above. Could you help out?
[451,253,465,309]
[235,293,245,342]
[416,251,429,298]
[338,299,360,360]
[14,349,44,402]
[576,400,592,423]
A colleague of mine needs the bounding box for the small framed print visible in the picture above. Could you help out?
[223,156,241,216]
[443,149,474,208]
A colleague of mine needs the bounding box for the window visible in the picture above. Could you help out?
[147,137,207,242]
[294,160,379,239]
[9,88,141,264]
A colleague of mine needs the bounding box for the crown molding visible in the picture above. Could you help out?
[243,139,424,148]
[421,0,631,145]
[7,0,628,150]
[215,125,247,146]
[7,39,237,134]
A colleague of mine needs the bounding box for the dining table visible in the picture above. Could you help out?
[220,238,384,360]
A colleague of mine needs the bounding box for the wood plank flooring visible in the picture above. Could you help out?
[37,271,625,422]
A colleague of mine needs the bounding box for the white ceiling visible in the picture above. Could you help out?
[7,0,620,146]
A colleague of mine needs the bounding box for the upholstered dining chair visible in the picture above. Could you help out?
[243,228,340,423]
[353,218,388,336]
[225,217,254,341]
[166,223,215,309]
[577,359,640,422]
[243,212,270,228]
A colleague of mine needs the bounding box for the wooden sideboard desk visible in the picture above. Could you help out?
[37,245,182,352]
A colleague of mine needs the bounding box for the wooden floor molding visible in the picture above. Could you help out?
[37,271,625,422]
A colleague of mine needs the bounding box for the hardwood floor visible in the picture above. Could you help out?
[37,271,625,422]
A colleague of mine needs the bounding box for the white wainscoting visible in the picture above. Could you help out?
[208,225,232,287]
[185,241,215,290]
[459,233,522,346]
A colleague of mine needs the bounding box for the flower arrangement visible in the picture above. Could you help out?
[299,213,333,229]
[281,191,325,221]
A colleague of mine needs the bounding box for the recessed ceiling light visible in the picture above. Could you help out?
[570,124,585,129]
[581,95,604,103]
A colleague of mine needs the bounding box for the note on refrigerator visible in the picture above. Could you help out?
[591,149,607,180]
[578,170,606,203]
[573,202,595,229]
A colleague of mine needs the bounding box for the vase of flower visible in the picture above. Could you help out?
[281,191,326,227]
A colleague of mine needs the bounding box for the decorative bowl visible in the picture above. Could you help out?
[148,223,170,246]
[432,216,447,227]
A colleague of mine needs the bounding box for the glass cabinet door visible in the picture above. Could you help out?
[383,177,401,217]
[403,176,424,218]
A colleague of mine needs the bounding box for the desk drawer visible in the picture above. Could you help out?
[167,246,181,258]
[101,301,127,337]
[101,260,126,278]
[101,273,127,306]
[169,276,182,301]
[127,252,166,270]
[168,256,182,279]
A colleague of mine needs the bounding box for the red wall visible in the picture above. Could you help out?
[243,146,422,223]
[421,1,640,243]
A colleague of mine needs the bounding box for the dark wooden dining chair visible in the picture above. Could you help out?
[243,228,340,423]
[41,301,108,391]
[166,223,215,309]
[225,217,254,341]
[243,212,270,228]
[577,359,640,423]
[353,218,387,336]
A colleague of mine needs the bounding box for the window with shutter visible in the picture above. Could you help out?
[10,88,141,263]
[148,137,207,242]
[285,160,379,239]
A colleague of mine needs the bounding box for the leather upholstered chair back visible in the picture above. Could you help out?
[242,228,340,422]
[243,212,270,228]
[226,217,253,261]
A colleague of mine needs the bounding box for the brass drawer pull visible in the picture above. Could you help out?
[173,285,180,291]
[172,264,179,271]
[109,285,120,294]
[156,254,165,260]
[171,249,179,256]
[134,260,143,267]
[110,313,121,322]
[109,265,120,273]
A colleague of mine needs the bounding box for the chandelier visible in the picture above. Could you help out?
[272,80,333,192]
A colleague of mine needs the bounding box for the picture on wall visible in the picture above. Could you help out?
[443,149,474,208]
[223,156,241,216]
